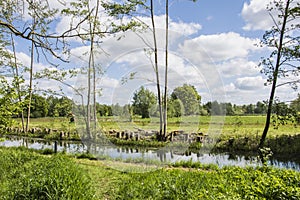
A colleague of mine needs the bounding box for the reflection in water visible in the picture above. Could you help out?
[0,135,299,171]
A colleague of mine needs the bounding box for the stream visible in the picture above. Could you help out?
[1,135,299,171]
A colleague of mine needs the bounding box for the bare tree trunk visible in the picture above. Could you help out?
[92,0,100,132]
[10,34,25,132]
[259,0,290,148]
[150,0,163,140]
[26,20,35,132]
[86,0,100,139]
[163,0,169,141]
[86,39,91,138]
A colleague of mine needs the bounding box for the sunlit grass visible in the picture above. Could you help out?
[13,115,300,137]
[1,147,300,199]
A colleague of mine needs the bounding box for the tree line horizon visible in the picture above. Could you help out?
[9,84,300,121]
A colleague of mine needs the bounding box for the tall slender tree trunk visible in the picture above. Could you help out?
[150,0,163,140]
[11,34,25,132]
[259,0,290,148]
[86,69,91,139]
[26,20,35,132]
[92,0,100,132]
[86,0,100,139]
[163,0,169,140]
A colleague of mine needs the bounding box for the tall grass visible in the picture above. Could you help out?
[0,147,94,200]
[115,166,300,199]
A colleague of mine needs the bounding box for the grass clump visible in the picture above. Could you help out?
[115,166,300,199]
[0,147,94,200]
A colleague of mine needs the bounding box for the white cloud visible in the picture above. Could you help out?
[218,59,260,77]
[240,0,299,31]
[137,15,201,36]
[235,76,265,90]
[224,83,237,93]
[241,0,272,31]
[179,32,259,63]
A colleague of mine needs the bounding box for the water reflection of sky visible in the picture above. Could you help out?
[0,136,299,171]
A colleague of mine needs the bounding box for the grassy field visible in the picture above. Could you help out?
[1,147,300,200]
[17,115,300,137]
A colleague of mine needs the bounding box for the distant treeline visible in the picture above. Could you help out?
[20,94,300,118]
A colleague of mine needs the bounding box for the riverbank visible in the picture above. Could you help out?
[1,134,300,170]
[2,115,300,161]
[1,127,300,163]
[0,146,299,199]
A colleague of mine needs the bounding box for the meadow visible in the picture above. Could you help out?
[19,115,300,136]
[0,147,299,200]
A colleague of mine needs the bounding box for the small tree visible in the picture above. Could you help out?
[132,86,156,118]
[259,0,300,148]
[171,84,201,115]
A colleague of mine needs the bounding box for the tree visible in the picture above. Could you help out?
[245,104,255,115]
[97,104,112,117]
[223,102,234,115]
[290,94,300,112]
[210,101,223,115]
[29,94,49,118]
[259,0,300,148]
[168,98,184,118]
[112,103,124,116]
[254,101,267,114]
[132,86,157,118]
[171,84,201,115]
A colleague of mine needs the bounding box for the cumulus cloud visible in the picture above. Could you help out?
[179,32,259,63]
[218,59,260,77]
[241,0,272,31]
[240,0,298,31]
[235,76,265,90]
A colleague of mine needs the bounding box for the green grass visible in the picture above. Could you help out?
[13,115,299,137]
[1,147,300,199]
[15,117,76,131]
[0,147,95,199]
[79,156,300,200]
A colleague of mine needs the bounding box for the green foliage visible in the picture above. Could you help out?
[271,99,298,129]
[115,166,300,199]
[291,94,300,112]
[168,98,184,117]
[0,147,94,200]
[171,84,201,115]
[29,94,49,118]
[0,77,21,127]
[47,95,73,117]
[132,86,157,118]
[171,160,219,170]
[97,103,113,116]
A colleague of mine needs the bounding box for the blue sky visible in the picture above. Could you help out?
[10,0,299,105]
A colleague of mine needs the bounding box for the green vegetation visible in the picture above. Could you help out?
[115,166,300,199]
[0,147,94,199]
[2,147,299,199]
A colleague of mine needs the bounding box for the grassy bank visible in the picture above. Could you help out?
[1,147,299,199]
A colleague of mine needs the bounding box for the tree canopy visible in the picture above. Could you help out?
[171,84,201,115]
[132,86,157,118]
